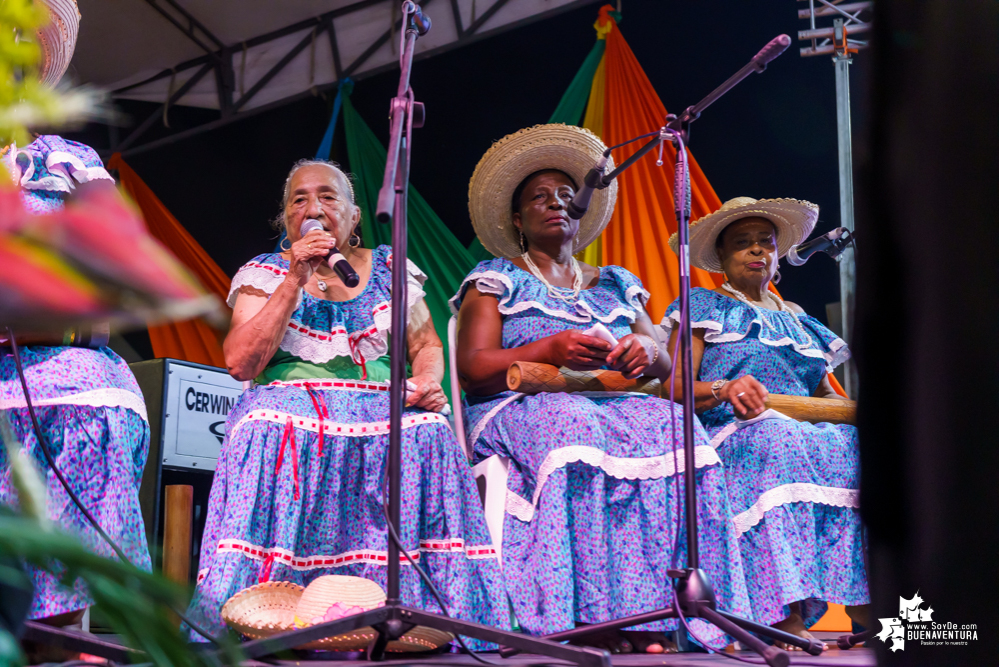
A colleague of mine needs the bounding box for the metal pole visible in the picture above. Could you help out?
[833,19,857,396]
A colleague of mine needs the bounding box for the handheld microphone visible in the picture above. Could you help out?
[300,218,360,288]
[566,154,610,220]
[786,227,854,266]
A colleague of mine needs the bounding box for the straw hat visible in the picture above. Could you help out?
[468,124,618,258]
[668,197,819,273]
[36,0,81,87]
[221,575,452,652]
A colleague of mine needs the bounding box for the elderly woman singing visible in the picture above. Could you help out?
[661,198,870,648]
[186,160,506,638]
[452,125,751,653]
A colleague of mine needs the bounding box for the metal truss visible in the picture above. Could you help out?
[109,0,602,158]
[797,0,872,57]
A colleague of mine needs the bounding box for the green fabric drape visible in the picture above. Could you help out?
[547,39,606,125]
[465,38,606,253]
[341,90,474,400]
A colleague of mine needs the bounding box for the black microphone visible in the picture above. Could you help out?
[300,218,360,287]
[566,154,610,220]
[786,227,854,266]
[751,34,791,72]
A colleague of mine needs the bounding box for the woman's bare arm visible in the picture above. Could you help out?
[664,326,768,417]
[224,281,301,381]
[405,299,447,412]
[456,287,612,396]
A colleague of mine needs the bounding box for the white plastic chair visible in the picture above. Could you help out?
[447,315,509,564]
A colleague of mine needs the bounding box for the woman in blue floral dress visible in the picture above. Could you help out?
[0,134,153,622]
[453,125,751,652]
[661,197,870,647]
[186,160,507,640]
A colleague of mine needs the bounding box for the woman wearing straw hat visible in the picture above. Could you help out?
[452,125,752,652]
[184,159,507,642]
[661,198,870,647]
[0,0,154,630]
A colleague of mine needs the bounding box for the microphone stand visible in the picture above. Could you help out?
[228,4,610,664]
[498,35,824,667]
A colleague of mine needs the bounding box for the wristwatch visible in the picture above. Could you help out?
[710,379,728,400]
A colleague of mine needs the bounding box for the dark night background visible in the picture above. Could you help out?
[66,0,865,357]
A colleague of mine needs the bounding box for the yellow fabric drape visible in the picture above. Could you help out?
[108,154,228,368]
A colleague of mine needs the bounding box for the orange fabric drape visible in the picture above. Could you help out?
[600,15,724,322]
[595,12,847,397]
[107,154,228,368]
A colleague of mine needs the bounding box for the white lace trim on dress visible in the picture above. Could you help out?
[202,537,497,581]
[453,270,639,324]
[660,311,851,371]
[709,409,794,448]
[228,259,427,366]
[0,388,148,422]
[229,408,449,439]
[227,262,290,307]
[504,444,722,523]
[468,393,524,445]
[265,378,390,393]
[731,482,860,536]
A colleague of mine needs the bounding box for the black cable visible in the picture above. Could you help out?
[3,329,223,646]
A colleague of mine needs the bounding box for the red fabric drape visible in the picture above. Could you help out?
[598,12,846,397]
[601,16,724,322]
[108,154,228,368]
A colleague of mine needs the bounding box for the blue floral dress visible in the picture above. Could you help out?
[0,136,152,619]
[186,247,508,643]
[662,288,869,627]
[451,259,751,647]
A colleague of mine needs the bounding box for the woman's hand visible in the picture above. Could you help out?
[407,374,448,412]
[606,334,654,379]
[547,330,612,371]
[718,375,769,419]
[287,228,336,286]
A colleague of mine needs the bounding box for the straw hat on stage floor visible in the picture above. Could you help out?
[221,575,452,652]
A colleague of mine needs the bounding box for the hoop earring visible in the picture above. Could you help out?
[772,269,782,285]
[519,231,526,254]
[348,233,361,248]
[279,235,291,252]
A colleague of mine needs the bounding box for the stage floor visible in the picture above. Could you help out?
[238,634,875,667]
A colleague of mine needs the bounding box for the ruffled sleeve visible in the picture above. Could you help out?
[385,252,428,311]
[16,135,114,193]
[660,288,850,372]
[597,265,650,316]
[449,258,514,314]
[227,254,289,307]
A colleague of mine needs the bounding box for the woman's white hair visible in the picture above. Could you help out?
[272,159,357,231]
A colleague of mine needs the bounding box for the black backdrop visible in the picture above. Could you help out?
[67,0,860,356]
[855,0,998,664]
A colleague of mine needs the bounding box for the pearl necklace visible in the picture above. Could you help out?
[522,252,583,302]
[721,281,816,348]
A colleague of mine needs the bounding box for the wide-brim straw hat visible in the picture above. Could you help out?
[468,124,618,258]
[668,197,819,273]
[36,0,81,87]
[221,575,452,652]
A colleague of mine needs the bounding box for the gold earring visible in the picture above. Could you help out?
[279,235,291,251]
[519,231,526,254]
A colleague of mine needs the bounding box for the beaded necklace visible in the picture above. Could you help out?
[720,281,816,349]
[522,252,583,302]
